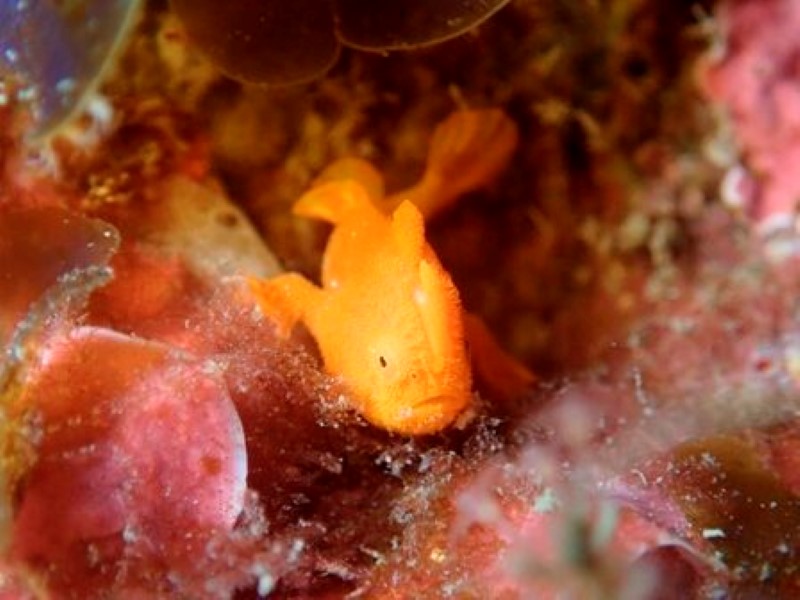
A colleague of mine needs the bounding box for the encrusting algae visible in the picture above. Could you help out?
[250,108,533,435]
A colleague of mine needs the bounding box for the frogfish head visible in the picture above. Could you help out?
[350,353,471,435]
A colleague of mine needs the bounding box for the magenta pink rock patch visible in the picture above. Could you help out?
[10,326,246,589]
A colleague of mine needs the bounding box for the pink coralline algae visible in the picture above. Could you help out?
[11,327,247,595]
[701,0,800,230]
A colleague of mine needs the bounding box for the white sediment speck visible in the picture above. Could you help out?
[257,572,274,597]
[702,528,726,539]
[56,78,77,95]
[533,487,559,514]
[17,86,36,101]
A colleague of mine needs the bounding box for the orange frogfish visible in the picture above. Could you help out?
[250,108,530,435]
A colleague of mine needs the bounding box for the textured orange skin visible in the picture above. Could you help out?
[250,109,529,434]
[251,183,471,435]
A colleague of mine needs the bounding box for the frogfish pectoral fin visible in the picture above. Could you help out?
[248,273,322,338]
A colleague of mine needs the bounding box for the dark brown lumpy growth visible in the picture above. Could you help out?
[171,0,339,86]
[335,0,511,50]
[663,435,800,593]
[170,0,511,85]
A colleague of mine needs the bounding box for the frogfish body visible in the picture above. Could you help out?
[250,108,529,435]
[250,181,471,435]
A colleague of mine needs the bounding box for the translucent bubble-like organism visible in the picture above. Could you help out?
[170,0,512,85]
[0,0,142,138]
[0,207,119,552]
